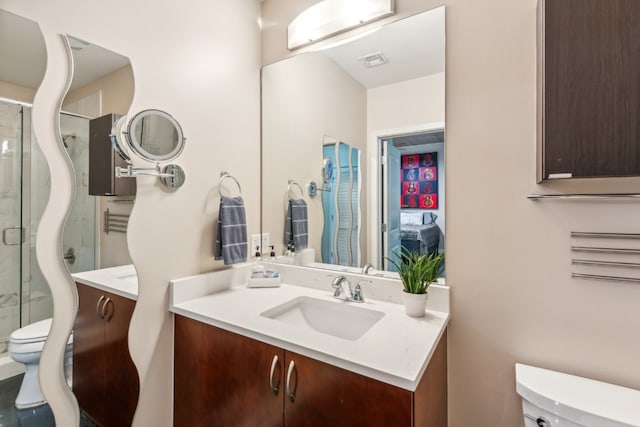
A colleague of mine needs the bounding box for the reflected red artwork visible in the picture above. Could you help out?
[401,152,438,209]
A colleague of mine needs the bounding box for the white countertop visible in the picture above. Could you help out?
[71,264,138,300]
[170,265,449,391]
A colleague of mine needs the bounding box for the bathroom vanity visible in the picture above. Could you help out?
[170,264,449,426]
[71,265,139,427]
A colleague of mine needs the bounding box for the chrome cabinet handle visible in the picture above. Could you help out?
[286,360,296,403]
[269,355,280,395]
[101,297,113,321]
[96,296,106,320]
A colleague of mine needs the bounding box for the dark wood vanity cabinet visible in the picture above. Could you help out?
[174,315,447,427]
[539,0,640,181]
[89,113,136,196]
[73,283,139,427]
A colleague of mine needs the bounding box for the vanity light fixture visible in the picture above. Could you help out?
[288,0,395,50]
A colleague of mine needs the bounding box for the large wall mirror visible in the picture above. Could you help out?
[261,6,445,274]
[0,9,49,384]
[60,35,139,425]
[0,9,137,420]
[62,34,134,274]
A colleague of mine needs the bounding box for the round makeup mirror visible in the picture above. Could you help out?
[110,115,132,164]
[125,109,185,162]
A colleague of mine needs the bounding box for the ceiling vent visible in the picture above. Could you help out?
[357,52,387,68]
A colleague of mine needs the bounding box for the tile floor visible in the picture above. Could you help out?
[0,374,98,427]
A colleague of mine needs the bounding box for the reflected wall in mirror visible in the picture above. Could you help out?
[61,36,139,426]
[62,35,135,270]
[262,6,445,274]
[0,9,49,384]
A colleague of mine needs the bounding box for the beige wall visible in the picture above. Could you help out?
[264,1,640,426]
[262,52,366,261]
[0,80,36,103]
[0,1,261,427]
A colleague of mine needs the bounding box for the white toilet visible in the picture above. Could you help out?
[9,318,73,409]
[516,363,640,427]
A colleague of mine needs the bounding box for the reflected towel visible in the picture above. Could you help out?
[214,196,248,265]
[284,198,308,250]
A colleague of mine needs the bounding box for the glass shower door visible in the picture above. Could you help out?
[0,102,24,355]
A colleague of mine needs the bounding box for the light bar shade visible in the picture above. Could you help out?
[287,0,395,50]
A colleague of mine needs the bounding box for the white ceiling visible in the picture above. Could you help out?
[320,6,445,89]
[0,10,129,92]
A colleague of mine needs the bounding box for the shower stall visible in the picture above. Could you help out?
[0,98,95,374]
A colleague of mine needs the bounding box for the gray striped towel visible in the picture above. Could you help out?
[284,198,308,250]
[214,196,248,265]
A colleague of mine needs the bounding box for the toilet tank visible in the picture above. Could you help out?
[515,364,640,427]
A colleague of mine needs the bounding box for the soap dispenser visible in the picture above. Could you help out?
[265,245,279,278]
[251,246,265,278]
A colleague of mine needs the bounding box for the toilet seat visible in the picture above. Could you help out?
[10,318,52,344]
[9,318,73,352]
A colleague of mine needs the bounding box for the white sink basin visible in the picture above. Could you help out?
[260,296,384,341]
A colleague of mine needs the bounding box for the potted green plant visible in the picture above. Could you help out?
[386,248,445,317]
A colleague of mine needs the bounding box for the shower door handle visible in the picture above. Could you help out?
[2,226,25,246]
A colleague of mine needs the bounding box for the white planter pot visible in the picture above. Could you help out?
[402,291,428,317]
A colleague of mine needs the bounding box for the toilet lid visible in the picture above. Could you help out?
[10,318,52,344]
[516,363,640,427]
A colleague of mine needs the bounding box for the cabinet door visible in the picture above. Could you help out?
[174,316,284,427]
[89,113,136,196]
[73,284,107,425]
[542,0,640,179]
[283,351,412,427]
[103,292,139,427]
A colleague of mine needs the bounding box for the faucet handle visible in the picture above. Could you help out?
[352,280,371,303]
[331,275,345,297]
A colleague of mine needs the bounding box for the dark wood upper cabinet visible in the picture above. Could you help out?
[539,0,640,181]
[89,113,136,196]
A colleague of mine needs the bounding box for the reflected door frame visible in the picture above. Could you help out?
[368,121,445,269]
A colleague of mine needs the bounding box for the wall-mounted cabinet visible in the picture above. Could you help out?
[174,315,447,427]
[89,113,136,196]
[538,0,640,181]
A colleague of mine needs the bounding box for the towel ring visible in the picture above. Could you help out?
[219,171,242,197]
[288,180,304,200]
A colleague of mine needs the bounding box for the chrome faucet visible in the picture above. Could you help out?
[361,263,374,275]
[331,275,365,303]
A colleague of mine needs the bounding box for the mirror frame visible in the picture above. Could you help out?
[126,109,185,161]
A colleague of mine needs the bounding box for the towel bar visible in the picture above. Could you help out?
[528,193,640,200]
[571,232,640,239]
[572,273,640,284]
[572,259,640,269]
[103,209,129,235]
[570,246,640,255]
